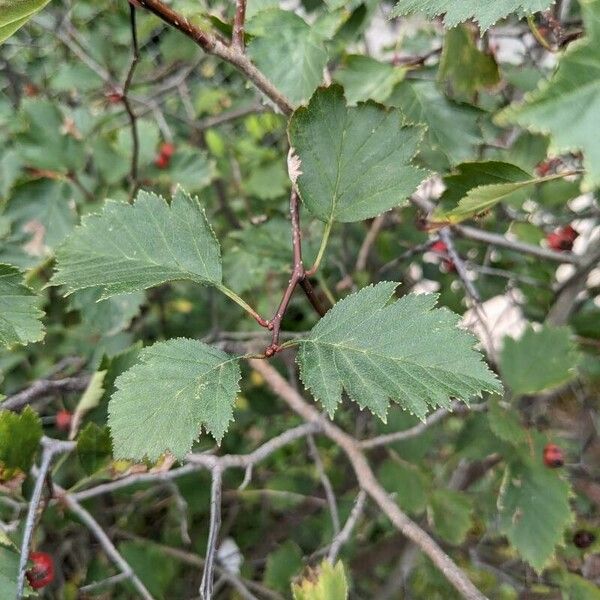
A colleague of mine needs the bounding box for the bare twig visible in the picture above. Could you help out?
[16,438,75,599]
[327,490,367,563]
[232,0,247,51]
[133,0,293,114]
[360,401,487,450]
[355,215,386,272]
[200,467,223,600]
[249,359,488,600]
[307,434,340,534]
[2,375,90,411]
[57,484,155,600]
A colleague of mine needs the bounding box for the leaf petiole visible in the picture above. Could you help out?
[215,283,270,328]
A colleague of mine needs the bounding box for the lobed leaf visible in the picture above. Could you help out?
[51,188,222,299]
[297,282,501,420]
[109,338,241,460]
[289,85,426,224]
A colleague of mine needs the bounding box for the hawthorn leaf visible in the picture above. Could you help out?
[390,0,554,31]
[428,489,473,545]
[109,338,241,460]
[496,0,600,190]
[297,282,501,420]
[0,0,52,43]
[292,561,348,600]
[432,162,569,224]
[387,81,483,167]
[288,85,426,224]
[52,188,222,299]
[334,55,406,104]
[264,541,303,592]
[500,326,580,395]
[77,423,112,476]
[438,25,500,95]
[0,546,20,598]
[247,9,328,104]
[0,264,44,348]
[0,406,42,474]
[498,459,572,572]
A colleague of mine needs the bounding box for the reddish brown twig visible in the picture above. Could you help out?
[232,0,246,51]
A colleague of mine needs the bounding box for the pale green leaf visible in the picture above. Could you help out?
[487,398,527,446]
[335,55,406,104]
[500,326,580,396]
[559,573,600,600]
[0,264,44,348]
[387,81,483,167]
[432,162,568,223]
[292,561,348,600]
[428,489,473,545]
[247,9,328,104]
[297,282,501,420]
[109,338,241,460]
[264,541,303,592]
[496,0,600,190]
[51,188,222,299]
[378,459,427,514]
[438,25,500,95]
[498,459,572,572]
[289,85,426,224]
[0,546,19,598]
[0,0,52,43]
[390,0,553,31]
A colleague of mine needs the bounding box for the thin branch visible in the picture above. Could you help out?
[123,4,141,200]
[327,490,367,563]
[2,375,90,411]
[355,215,386,272]
[200,467,223,600]
[56,484,155,600]
[133,0,293,114]
[232,0,247,51]
[307,434,340,535]
[16,438,75,599]
[249,359,488,600]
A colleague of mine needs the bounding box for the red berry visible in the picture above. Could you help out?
[23,83,40,97]
[543,443,564,468]
[55,409,72,432]
[573,530,596,549]
[159,142,175,159]
[26,552,54,589]
[154,154,170,169]
[546,225,578,252]
[430,240,448,254]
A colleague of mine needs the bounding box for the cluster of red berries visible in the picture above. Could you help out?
[546,225,578,252]
[26,552,54,589]
[430,240,456,272]
[155,142,175,169]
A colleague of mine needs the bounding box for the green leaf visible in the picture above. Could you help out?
[0,546,19,598]
[0,264,44,348]
[500,326,580,396]
[77,423,112,475]
[292,561,349,600]
[378,459,427,514]
[109,338,241,460]
[0,406,42,473]
[52,188,222,299]
[69,287,145,337]
[428,489,473,545]
[247,9,328,104]
[432,162,567,224]
[438,26,500,95]
[390,0,553,31]
[387,81,483,168]
[487,398,527,446]
[297,282,501,420]
[335,55,406,104]
[289,85,426,224]
[0,0,52,43]
[558,572,600,600]
[496,0,600,190]
[71,370,107,436]
[498,459,572,572]
[263,540,303,593]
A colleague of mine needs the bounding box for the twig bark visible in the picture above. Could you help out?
[200,467,223,600]
[232,0,247,51]
[307,434,340,534]
[249,359,488,600]
[327,490,367,563]
[16,438,74,599]
[2,375,90,411]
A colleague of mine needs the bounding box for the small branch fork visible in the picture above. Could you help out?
[265,190,328,356]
